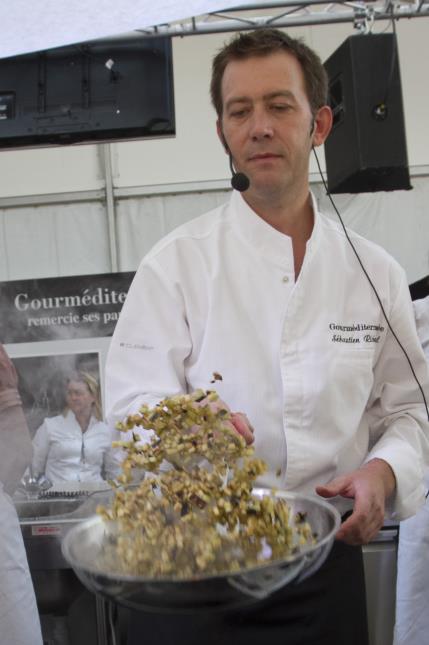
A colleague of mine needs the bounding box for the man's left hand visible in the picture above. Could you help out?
[315,458,396,545]
[230,412,254,445]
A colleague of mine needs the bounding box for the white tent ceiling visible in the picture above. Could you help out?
[1,0,428,60]
[0,0,248,59]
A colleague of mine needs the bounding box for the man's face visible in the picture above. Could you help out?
[218,51,324,203]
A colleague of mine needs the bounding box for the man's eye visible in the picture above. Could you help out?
[229,108,248,118]
[271,104,291,112]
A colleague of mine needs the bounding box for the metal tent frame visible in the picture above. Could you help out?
[132,1,429,37]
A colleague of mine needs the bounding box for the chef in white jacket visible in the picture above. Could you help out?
[394,294,429,645]
[0,344,43,645]
[105,28,429,645]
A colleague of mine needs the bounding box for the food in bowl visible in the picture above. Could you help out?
[97,389,316,578]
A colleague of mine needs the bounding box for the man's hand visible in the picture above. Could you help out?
[197,395,255,445]
[316,458,396,545]
[230,412,254,445]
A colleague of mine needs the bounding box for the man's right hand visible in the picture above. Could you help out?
[196,395,255,445]
[230,412,254,445]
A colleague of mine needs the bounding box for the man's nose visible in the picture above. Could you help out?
[249,108,274,140]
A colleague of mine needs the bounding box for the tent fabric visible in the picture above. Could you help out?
[0,1,240,59]
[0,201,110,280]
[313,177,429,285]
[1,177,428,283]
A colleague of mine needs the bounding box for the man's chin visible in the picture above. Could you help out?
[247,176,290,197]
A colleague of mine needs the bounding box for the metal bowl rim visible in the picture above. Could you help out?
[61,488,341,584]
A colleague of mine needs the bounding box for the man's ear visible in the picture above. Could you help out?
[216,119,229,153]
[311,106,333,147]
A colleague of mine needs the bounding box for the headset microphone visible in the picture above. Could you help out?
[229,154,250,192]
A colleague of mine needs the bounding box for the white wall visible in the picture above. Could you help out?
[0,20,428,198]
[0,144,104,198]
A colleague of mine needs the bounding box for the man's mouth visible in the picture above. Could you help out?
[248,153,282,161]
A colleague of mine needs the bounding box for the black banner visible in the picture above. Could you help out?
[0,271,134,344]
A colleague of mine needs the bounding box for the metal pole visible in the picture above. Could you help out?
[100,143,119,273]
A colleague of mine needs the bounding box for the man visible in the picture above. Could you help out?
[0,344,43,645]
[106,29,429,644]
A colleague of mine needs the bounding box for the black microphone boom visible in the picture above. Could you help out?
[229,154,250,192]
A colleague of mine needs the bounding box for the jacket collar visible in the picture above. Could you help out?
[229,189,322,270]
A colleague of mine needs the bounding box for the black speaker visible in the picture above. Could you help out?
[409,274,429,301]
[324,33,411,194]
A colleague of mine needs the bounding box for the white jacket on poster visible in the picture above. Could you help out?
[0,484,43,645]
[394,294,429,645]
[106,191,429,520]
[32,410,119,483]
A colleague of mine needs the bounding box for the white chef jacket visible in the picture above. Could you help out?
[414,295,429,355]
[394,295,429,645]
[0,484,43,645]
[32,411,119,484]
[106,190,429,520]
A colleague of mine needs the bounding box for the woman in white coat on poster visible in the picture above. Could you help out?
[394,294,429,645]
[31,371,119,485]
[0,344,43,645]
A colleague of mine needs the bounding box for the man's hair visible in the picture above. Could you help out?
[210,28,328,118]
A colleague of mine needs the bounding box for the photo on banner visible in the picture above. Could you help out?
[12,351,101,437]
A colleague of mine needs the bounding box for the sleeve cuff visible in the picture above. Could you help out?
[364,444,426,520]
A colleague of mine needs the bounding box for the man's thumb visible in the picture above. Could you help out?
[316,481,342,498]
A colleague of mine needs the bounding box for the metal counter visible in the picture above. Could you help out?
[363,524,399,645]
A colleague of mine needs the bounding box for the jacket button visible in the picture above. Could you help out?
[282,276,290,283]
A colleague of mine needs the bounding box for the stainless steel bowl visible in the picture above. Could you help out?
[62,488,341,613]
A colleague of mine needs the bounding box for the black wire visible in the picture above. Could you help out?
[312,147,429,424]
